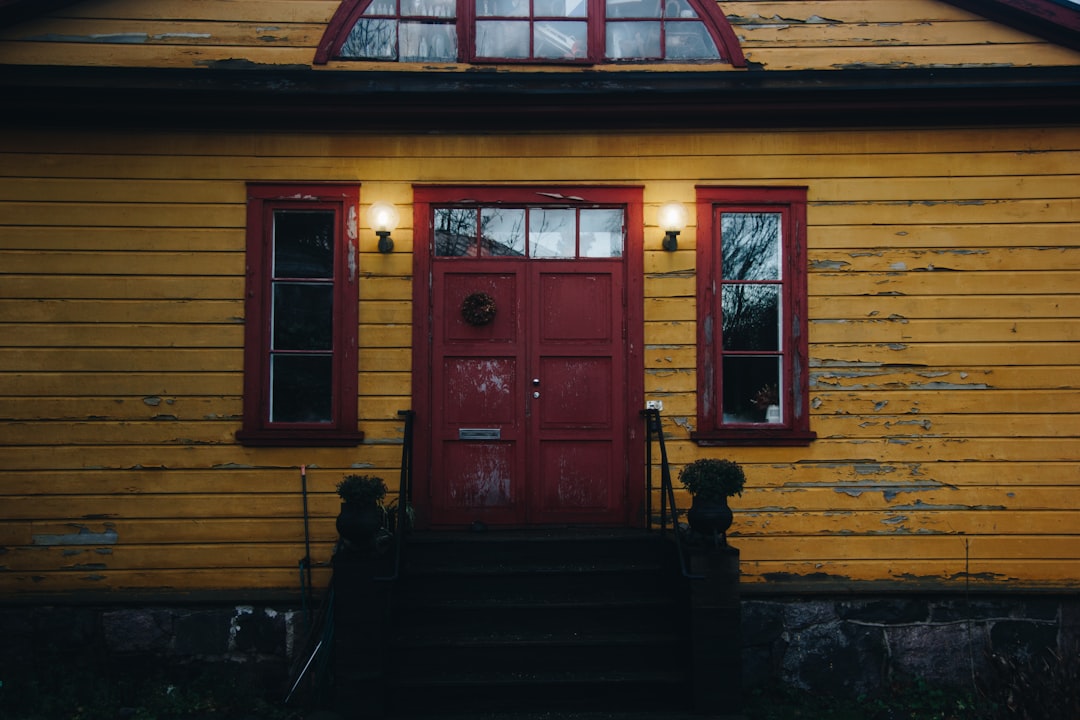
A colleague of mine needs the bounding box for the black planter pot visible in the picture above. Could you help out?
[336,501,384,548]
[686,497,733,539]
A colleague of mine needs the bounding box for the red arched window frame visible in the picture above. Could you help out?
[315,0,746,65]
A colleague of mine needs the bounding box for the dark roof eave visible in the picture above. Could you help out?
[0,0,80,26]
[942,0,1080,52]
[3,64,1080,131]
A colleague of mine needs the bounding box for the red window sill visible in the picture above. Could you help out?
[236,429,365,447]
[690,429,817,447]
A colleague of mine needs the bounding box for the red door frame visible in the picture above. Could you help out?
[410,185,645,529]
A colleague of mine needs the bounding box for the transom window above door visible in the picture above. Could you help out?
[316,0,746,64]
[434,205,625,258]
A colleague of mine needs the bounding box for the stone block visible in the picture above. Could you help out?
[837,598,928,625]
[888,621,988,685]
[231,607,287,656]
[783,619,886,695]
[103,609,174,654]
[990,619,1059,660]
[174,610,230,656]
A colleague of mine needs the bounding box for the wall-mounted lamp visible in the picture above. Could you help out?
[658,201,688,252]
[369,201,400,253]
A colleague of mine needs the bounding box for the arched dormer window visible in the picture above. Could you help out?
[315,0,746,65]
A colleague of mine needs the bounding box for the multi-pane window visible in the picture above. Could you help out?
[343,0,458,61]
[326,0,739,63]
[693,187,815,446]
[605,0,719,61]
[238,185,363,447]
[434,205,625,257]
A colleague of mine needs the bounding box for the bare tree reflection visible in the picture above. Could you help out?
[435,208,477,256]
[721,213,781,350]
[341,19,397,59]
[719,212,783,422]
[483,208,526,256]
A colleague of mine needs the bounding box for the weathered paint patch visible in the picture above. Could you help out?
[153,33,212,40]
[811,259,850,270]
[727,14,842,25]
[24,33,149,43]
[885,419,932,432]
[34,527,119,545]
[761,571,847,582]
[890,500,1006,512]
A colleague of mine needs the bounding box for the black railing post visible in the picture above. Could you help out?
[642,408,701,579]
[642,409,743,714]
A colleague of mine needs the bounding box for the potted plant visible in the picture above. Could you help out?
[335,474,387,550]
[752,383,781,423]
[678,458,745,541]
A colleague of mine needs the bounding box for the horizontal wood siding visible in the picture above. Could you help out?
[724,0,1080,68]
[1,0,1078,69]
[0,125,1078,596]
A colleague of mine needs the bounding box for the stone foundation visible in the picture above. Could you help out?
[1,593,1075,699]
[742,594,1079,696]
[0,602,305,678]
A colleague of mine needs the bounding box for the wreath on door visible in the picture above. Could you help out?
[461,292,497,326]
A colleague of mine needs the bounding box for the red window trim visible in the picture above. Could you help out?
[692,186,815,447]
[237,183,363,447]
[314,0,746,66]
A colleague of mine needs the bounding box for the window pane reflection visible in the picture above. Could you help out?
[580,208,624,257]
[482,208,526,256]
[606,0,662,18]
[435,205,626,259]
[722,212,781,280]
[274,211,334,279]
[535,21,587,58]
[364,0,398,14]
[536,0,587,16]
[273,283,333,351]
[477,0,529,15]
[402,0,456,16]
[663,0,696,17]
[271,355,333,423]
[529,208,575,257]
[722,355,781,424]
[400,22,457,60]
[340,18,397,58]
[665,21,719,59]
[435,208,478,256]
[722,284,779,351]
[476,20,529,56]
[605,22,661,58]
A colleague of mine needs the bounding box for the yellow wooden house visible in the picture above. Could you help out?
[1,0,1079,707]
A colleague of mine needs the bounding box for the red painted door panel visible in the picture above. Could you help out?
[431,268,526,525]
[530,265,625,524]
[429,261,626,526]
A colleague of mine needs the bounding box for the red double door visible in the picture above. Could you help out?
[423,258,635,526]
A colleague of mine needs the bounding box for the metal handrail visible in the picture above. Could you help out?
[374,409,415,582]
[642,408,702,579]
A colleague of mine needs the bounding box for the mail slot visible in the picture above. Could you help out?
[458,428,501,440]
